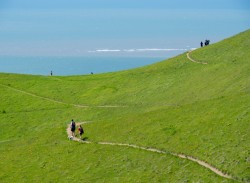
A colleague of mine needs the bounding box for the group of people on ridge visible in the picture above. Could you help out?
[70,119,84,139]
[200,39,210,47]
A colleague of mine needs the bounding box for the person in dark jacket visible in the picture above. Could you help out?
[70,119,76,137]
[78,125,84,139]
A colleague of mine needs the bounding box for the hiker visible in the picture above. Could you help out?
[200,41,203,47]
[78,125,84,139]
[205,39,210,46]
[70,119,76,137]
[50,70,53,76]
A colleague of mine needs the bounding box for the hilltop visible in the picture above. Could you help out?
[0,30,249,182]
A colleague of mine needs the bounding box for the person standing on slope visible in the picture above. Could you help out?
[70,119,76,137]
[78,125,84,139]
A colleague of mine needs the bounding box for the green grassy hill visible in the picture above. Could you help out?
[0,30,249,182]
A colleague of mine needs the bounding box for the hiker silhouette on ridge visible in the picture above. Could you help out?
[205,39,210,46]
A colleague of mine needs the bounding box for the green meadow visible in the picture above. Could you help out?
[0,30,249,182]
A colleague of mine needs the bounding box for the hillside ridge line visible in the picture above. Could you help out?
[0,83,124,108]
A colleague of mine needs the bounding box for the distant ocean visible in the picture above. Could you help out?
[0,56,168,76]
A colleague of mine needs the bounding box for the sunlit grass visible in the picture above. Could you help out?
[0,30,249,182]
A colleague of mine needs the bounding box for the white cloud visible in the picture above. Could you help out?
[190,48,197,50]
[96,49,121,52]
[88,48,188,53]
[123,49,136,52]
[135,48,187,52]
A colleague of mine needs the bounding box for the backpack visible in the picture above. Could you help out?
[80,127,84,134]
[71,122,75,128]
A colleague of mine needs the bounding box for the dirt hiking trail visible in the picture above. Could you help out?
[0,84,125,108]
[187,51,208,65]
[67,122,238,182]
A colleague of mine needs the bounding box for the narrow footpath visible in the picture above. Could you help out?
[0,83,125,108]
[67,122,236,181]
[187,51,208,64]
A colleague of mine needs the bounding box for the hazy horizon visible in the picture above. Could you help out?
[0,0,249,57]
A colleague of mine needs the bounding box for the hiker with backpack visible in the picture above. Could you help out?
[205,39,210,46]
[70,119,76,137]
[78,125,84,139]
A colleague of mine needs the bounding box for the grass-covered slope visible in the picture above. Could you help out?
[0,30,249,182]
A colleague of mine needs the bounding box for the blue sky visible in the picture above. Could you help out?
[0,0,249,56]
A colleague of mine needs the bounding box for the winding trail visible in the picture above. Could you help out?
[0,84,125,108]
[67,122,235,181]
[0,139,16,144]
[187,51,208,65]
[0,57,241,181]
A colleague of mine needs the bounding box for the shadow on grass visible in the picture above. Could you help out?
[82,137,89,141]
